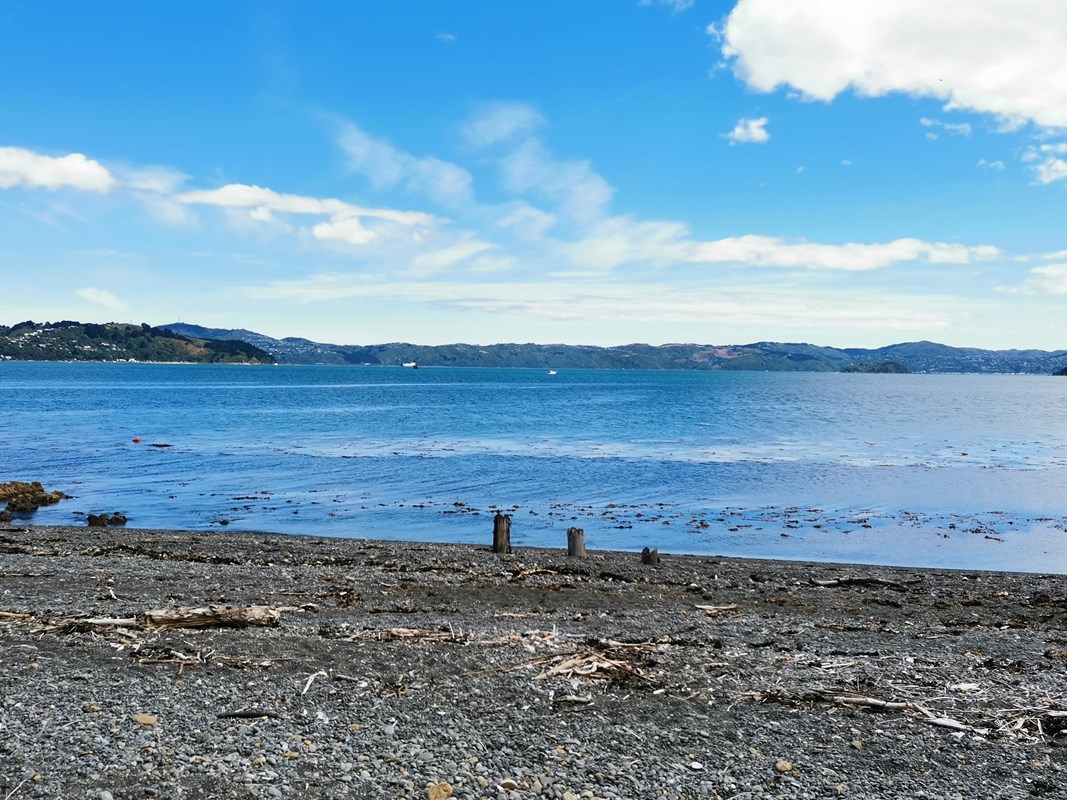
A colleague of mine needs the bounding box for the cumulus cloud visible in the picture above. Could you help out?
[688,235,999,270]
[75,287,127,310]
[336,122,473,205]
[719,0,1067,130]
[0,146,115,192]
[724,117,769,144]
[977,159,1005,170]
[1023,143,1067,184]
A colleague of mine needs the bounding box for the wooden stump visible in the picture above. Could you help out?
[567,527,586,558]
[492,512,512,554]
[641,546,660,566]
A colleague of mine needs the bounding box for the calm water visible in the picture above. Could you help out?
[2,362,1066,572]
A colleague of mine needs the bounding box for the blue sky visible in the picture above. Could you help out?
[2,0,1066,348]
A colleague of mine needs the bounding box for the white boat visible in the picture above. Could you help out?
[547,370,557,375]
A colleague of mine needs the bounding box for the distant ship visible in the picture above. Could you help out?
[547,370,557,375]
[402,361,418,369]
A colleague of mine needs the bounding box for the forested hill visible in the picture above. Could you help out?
[163,323,1067,374]
[0,321,275,364]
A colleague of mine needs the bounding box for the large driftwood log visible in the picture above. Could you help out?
[79,605,281,631]
[567,527,586,558]
[493,512,512,554]
[141,605,280,630]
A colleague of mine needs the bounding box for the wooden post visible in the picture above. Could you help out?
[492,512,512,554]
[567,527,586,558]
[641,546,660,566]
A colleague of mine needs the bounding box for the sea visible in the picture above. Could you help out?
[2,361,1066,573]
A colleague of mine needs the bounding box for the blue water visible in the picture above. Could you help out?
[2,362,1067,572]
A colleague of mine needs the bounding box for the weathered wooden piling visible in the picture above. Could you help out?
[492,512,512,554]
[567,527,586,558]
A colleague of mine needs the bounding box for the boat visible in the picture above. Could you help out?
[547,370,557,375]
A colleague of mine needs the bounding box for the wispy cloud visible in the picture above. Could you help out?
[724,117,769,145]
[920,117,973,138]
[0,146,115,192]
[689,235,999,270]
[336,122,473,205]
[640,0,696,13]
[75,287,127,310]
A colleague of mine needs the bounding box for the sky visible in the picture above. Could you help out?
[1,0,1066,349]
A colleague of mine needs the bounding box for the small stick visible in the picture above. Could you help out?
[3,776,30,800]
[301,669,328,695]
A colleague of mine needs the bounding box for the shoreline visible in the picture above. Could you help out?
[3,524,1067,798]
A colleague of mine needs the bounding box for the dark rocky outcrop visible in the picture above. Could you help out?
[0,480,67,521]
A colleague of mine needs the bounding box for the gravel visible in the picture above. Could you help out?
[2,524,1066,799]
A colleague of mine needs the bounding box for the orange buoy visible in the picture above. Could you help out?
[132,437,141,443]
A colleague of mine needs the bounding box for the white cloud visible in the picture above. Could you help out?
[459,102,546,148]
[436,32,457,43]
[75,287,127,310]
[688,235,999,270]
[558,216,695,270]
[640,0,696,13]
[724,116,769,144]
[500,137,615,223]
[720,0,1067,130]
[920,117,972,137]
[336,122,473,205]
[0,146,115,192]
[495,202,557,240]
[177,183,437,245]
[1023,144,1067,184]
[244,274,960,333]
[310,216,377,245]
[411,238,493,272]
[1004,263,1067,294]
[977,159,1005,170]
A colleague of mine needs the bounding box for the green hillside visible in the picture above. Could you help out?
[0,321,275,364]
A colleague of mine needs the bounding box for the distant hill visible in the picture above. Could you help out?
[0,321,275,364]
[160,324,1067,374]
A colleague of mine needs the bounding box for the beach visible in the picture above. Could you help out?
[2,524,1066,799]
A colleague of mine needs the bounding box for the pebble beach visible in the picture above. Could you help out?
[2,524,1067,799]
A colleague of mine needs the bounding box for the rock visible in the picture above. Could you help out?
[499,779,520,791]
[0,480,68,516]
[775,760,793,773]
[428,783,453,800]
[132,713,158,727]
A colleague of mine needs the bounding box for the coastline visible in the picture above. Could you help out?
[2,524,1066,799]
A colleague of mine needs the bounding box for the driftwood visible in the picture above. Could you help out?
[567,527,586,558]
[64,605,281,632]
[492,512,512,554]
[809,576,919,590]
[641,546,660,566]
